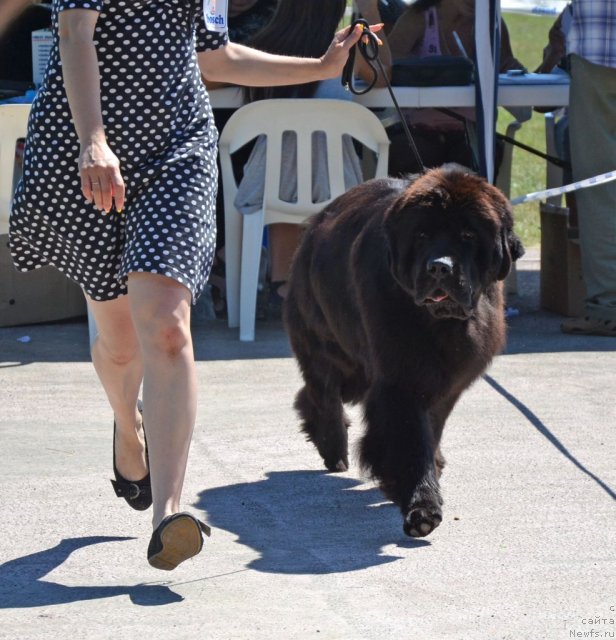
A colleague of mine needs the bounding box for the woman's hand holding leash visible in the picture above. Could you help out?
[319,21,384,79]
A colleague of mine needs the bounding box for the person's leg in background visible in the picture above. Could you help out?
[267,222,303,316]
[564,55,616,334]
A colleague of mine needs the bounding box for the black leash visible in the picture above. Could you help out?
[342,18,426,172]
[341,19,568,175]
[436,107,570,170]
[497,131,570,170]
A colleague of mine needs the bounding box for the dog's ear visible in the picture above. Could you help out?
[490,189,525,280]
[496,226,525,280]
[383,191,421,291]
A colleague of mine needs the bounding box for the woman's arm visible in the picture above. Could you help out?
[499,19,527,72]
[199,22,370,86]
[58,9,124,212]
[386,8,425,59]
[0,0,30,36]
[535,11,566,73]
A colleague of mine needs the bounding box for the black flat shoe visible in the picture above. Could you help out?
[110,402,152,511]
[147,512,211,571]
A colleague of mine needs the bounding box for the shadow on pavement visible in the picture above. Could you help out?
[196,470,429,575]
[485,374,616,501]
[0,536,183,608]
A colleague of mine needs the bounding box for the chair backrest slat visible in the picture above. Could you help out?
[219,99,391,220]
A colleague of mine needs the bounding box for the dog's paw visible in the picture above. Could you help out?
[324,456,349,472]
[403,503,443,538]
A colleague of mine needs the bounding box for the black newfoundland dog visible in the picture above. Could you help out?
[283,165,524,538]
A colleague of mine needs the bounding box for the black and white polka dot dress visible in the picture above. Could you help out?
[9,0,227,302]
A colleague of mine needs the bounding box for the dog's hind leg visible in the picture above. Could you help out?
[294,373,350,472]
[285,295,355,472]
[361,381,442,538]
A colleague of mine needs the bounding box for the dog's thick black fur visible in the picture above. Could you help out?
[283,165,524,538]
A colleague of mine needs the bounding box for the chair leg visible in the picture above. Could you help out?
[239,211,265,341]
[224,206,243,329]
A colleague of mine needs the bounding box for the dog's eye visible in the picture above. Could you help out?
[461,230,476,242]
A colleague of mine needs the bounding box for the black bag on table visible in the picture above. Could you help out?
[391,56,474,87]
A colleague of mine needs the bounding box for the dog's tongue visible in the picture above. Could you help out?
[430,293,449,303]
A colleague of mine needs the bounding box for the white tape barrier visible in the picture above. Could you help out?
[510,170,616,206]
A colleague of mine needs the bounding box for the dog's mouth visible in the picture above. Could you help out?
[421,288,472,319]
[424,289,450,304]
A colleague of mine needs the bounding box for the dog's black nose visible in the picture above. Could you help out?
[427,256,454,277]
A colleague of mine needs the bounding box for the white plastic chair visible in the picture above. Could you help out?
[218,98,390,341]
[0,104,30,235]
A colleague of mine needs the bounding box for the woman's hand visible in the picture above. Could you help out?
[79,139,125,213]
[319,22,384,79]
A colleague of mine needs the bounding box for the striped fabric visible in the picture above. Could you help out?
[567,0,616,67]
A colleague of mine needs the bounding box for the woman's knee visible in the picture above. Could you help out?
[127,274,193,358]
[138,315,191,358]
[87,296,141,365]
[95,331,141,366]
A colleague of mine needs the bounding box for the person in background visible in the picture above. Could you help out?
[228,0,277,43]
[560,0,616,336]
[0,0,32,34]
[234,0,392,316]
[535,5,570,76]
[0,0,51,87]
[384,0,525,176]
[10,0,375,570]
[360,0,407,33]
[535,6,576,231]
[204,0,277,90]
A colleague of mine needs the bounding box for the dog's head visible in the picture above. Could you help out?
[384,165,524,320]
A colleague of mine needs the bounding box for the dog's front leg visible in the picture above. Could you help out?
[361,381,443,538]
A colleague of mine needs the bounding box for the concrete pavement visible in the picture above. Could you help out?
[0,250,614,640]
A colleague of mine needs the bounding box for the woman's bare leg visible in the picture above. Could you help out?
[87,295,147,482]
[127,272,197,529]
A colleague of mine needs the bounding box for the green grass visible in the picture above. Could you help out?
[499,12,556,248]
